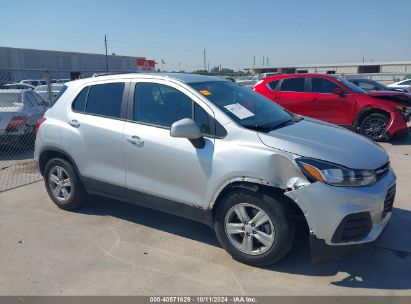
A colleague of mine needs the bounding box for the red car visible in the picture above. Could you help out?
[253,74,410,141]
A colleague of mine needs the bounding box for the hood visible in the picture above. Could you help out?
[367,91,411,106]
[258,118,388,169]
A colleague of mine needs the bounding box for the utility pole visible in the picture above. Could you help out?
[178,62,181,72]
[203,49,207,71]
[208,62,210,72]
[266,57,269,66]
[104,35,109,71]
[253,56,256,67]
[263,56,265,66]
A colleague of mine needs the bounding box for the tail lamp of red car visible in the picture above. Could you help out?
[6,116,28,130]
[35,117,47,135]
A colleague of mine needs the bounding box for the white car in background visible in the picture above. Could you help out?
[388,79,411,92]
[0,83,36,90]
[236,73,279,88]
[20,79,47,87]
[34,84,65,105]
[0,89,47,145]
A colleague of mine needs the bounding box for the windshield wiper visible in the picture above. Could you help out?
[243,124,275,132]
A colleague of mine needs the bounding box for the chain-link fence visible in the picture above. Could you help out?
[0,68,133,192]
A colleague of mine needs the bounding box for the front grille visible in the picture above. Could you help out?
[332,212,372,243]
[375,162,390,180]
[383,184,396,218]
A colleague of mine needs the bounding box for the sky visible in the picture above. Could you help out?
[0,0,410,72]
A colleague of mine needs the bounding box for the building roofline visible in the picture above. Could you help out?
[0,46,145,60]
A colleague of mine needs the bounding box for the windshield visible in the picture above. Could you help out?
[370,80,389,90]
[190,81,296,132]
[336,77,366,94]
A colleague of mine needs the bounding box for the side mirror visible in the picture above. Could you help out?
[373,86,381,91]
[170,118,205,149]
[333,87,345,96]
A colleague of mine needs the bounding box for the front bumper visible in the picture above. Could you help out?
[386,111,409,137]
[285,168,396,260]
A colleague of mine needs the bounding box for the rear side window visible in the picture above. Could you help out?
[268,80,279,90]
[279,78,305,92]
[72,87,88,112]
[86,83,124,118]
[311,78,340,93]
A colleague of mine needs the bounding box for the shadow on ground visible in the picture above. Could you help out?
[77,197,411,290]
[389,128,411,146]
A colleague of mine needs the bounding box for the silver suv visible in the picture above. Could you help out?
[34,73,396,266]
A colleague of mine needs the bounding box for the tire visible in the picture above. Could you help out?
[214,188,294,266]
[44,158,88,210]
[359,113,390,142]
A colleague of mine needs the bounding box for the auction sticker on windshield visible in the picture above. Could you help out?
[224,103,254,119]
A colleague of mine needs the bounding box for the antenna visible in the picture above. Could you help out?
[203,49,207,71]
[104,35,109,71]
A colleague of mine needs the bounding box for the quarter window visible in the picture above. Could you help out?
[85,83,124,118]
[72,87,88,112]
[268,80,279,90]
[194,103,212,136]
[279,78,305,92]
[311,78,340,93]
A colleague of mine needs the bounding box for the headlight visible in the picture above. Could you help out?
[296,158,377,187]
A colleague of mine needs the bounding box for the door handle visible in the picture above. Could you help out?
[68,119,80,127]
[311,98,319,102]
[127,135,144,145]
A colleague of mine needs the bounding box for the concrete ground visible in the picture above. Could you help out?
[0,135,410,295]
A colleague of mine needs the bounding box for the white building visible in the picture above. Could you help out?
[0,46,155,82]
[251,61,411,83]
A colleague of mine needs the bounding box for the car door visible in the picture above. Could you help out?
[123,80,215,207]
[62,81,128,198]
[304,77,356,125]
[273,77,312,116]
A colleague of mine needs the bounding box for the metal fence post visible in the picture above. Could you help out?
[44,71,52,107]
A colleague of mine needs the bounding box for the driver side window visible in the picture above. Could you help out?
[133,82,214,136]
[311,78,340,93]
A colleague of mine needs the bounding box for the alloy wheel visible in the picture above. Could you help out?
[224,203,275,255]
[364,118,387,139]
[48,166,72,202]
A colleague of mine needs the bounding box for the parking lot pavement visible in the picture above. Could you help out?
[0,148,42,192]
[0,136,410,295]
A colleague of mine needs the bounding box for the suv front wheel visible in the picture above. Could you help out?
[359,113,390,142]
[214,188,294,266]
[44,158,88,210]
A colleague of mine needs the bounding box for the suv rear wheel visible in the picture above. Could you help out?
[359,113,390,142]
[214,188,294,266]
[44,158,88,210]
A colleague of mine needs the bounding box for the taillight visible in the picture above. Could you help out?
[7,116,28,129]
[35,117,47,134]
